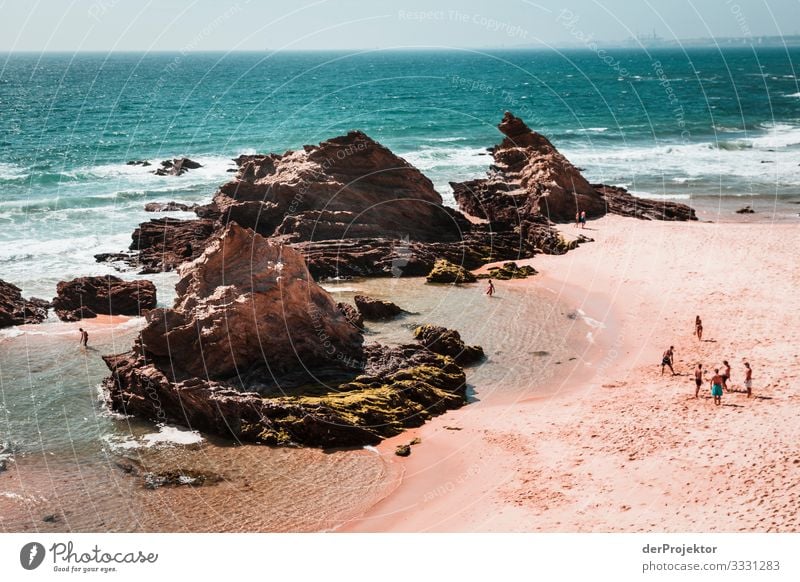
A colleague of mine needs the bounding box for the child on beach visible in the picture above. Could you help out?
[744,361,752,397]
[694,363,703,398]
[661,346,675,375]
[486,279,495,297]
[580,210,587,229]
[695,315,703,340]
[710,369,724,406]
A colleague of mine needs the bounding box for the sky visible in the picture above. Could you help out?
[0,0,798,52]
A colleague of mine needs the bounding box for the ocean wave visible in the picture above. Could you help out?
[0,162,29,182]
[785,92,800,98]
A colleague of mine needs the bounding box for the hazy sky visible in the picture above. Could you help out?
[1,0,798,52]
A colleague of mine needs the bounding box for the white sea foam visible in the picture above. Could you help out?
[784,92,800,98]
[141,425,205,447]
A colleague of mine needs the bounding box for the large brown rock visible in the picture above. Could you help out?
[103,223,478,447]
[452,112,607,225]
[211,131,466,243]
[52,275,157,321]
[354,295,404,321]
[139,223,363,381]
[451,112,696,239]
[0,280,49,328]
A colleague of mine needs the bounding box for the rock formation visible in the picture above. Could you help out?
[413,324,484,365]
[593,184,697,221]
[144,201,198,212]
[353,295,404,321]
[477,261,537,280]
[52,275,157,321]
[451,112,696,240]
[103,224,478,447]
[0,280,49,328]
[154,157,202,176]
[426,259,477,284]
[130,217,217,273]
[209,132,465,243]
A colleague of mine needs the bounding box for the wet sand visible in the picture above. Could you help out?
[343,215,800,532]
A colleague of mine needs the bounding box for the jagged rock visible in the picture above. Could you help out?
[126,160,151,167]
[211,132,465,243]
[426,259,477,285]
[353,295,404,321]
[337,302,364,328]
[395,444,411,457]
[452,111,608,225]
[736,205,755,214]
[593,184,697,221]
[154,157,202,176]
[413,324,484,365]
[477,261,537,280]
[451,113,696,247]
[144,201,198,212]
[0,281,49,327]
[131,218,217,274]
[52,275,156,321]
[102,224,474,447]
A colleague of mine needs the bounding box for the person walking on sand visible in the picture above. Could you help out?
[721,360,731,392]
[486,278,495,297]
[694,363,704,398]
[661,346,676,375]
[78,327,88,348]
[744,361,753,397]
[580,210,587,229]
[710,368,724,406]
[574,211,580,228]
[695,315,703,341]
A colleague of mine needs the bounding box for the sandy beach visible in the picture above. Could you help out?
[342,215,800,532]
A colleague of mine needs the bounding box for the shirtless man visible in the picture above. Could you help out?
[78,327,88,348]
[744,361,753,397]
[661,346,675,375]
[486,279,495,297]
[694,363,704,398]
[721,360,731,392]
[709,368,724,406]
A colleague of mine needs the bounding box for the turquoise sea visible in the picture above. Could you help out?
[0,48,798,531]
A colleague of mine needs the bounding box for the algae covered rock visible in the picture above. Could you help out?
[476,262,537,280]
[425,259,477,285]
[413,324,484,365]
[354,295,405,321]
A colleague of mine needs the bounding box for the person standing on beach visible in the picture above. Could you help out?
[744,361,753,397]
[694,363,704,398]
[580,210,587,229]
[721,360,731,392]
[78,327,88,348]
[710,369,724,406]
[574,211,580,228]
[661,346,675,375]
[486,278,495,297]
[695,315,703,341]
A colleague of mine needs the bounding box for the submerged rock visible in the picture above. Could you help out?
[144,201,198,212]
[413,324,484,365]
[354,295,404,321]
[103,224,474,447]
[154,157,202,176]
[52,275,156,321]
[0,280,49,327]
[426,259,477,284]
[736,205,755,214]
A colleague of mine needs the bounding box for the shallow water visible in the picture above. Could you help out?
[0,276,588,532]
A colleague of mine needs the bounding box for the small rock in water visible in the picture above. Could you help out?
[735,205,755,214]
[42,514,58,523]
